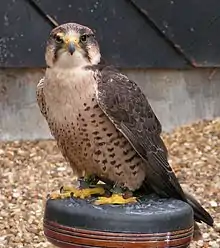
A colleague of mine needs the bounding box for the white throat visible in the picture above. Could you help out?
[55,50,90,69]
[44,64,97,124]
[54,49,101,69]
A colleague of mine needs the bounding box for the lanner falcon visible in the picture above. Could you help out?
[36,23,213,235]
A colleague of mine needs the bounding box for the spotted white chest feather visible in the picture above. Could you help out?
[44,66,96,124]
[41,66,146,190]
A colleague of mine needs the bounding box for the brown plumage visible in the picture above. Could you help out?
[36,23,213,233]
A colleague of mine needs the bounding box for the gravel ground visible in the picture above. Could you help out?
[0,118,220,248]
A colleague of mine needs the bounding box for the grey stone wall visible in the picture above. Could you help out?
[0,68,219,140]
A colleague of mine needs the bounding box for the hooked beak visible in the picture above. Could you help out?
[67,42,75,55]
[64,35,77,55]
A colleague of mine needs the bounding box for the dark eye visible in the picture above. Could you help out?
[55,35,63,44]
[80,35,87,43]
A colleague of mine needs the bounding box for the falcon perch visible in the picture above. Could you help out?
[36,23,213,236]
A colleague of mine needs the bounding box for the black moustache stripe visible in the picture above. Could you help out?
[53,43,63,63]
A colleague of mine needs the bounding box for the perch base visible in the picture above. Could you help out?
[43,194,194,248]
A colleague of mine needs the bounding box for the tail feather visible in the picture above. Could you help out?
[184,192,214,226]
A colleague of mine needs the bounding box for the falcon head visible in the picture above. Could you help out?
[45,23,101,68]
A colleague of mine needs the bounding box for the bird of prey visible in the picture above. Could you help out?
[36,23,213,236]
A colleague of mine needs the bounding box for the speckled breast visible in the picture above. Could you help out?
[44,68,146,191]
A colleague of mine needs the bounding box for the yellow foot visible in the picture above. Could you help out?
[49,185,106,200]
[94,193,137,205]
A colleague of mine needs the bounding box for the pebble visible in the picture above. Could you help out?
[214,223,220,232]
[1,118,219,248]
[210,200,218,207]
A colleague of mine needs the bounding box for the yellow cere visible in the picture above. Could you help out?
[64,35,80,47]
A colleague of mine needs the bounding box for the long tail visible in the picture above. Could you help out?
[184,192,214,226]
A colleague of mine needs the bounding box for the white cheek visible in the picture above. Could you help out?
[55,50,89,68]
[90,52,101,65]
[87,44,101,65]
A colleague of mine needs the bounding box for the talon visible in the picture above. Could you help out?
[49,185,106,200]
[60,186,64,193]
[94,193,137,205]
[60,185,77,193]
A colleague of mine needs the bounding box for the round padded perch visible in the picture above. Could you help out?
[44,194,194,248]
